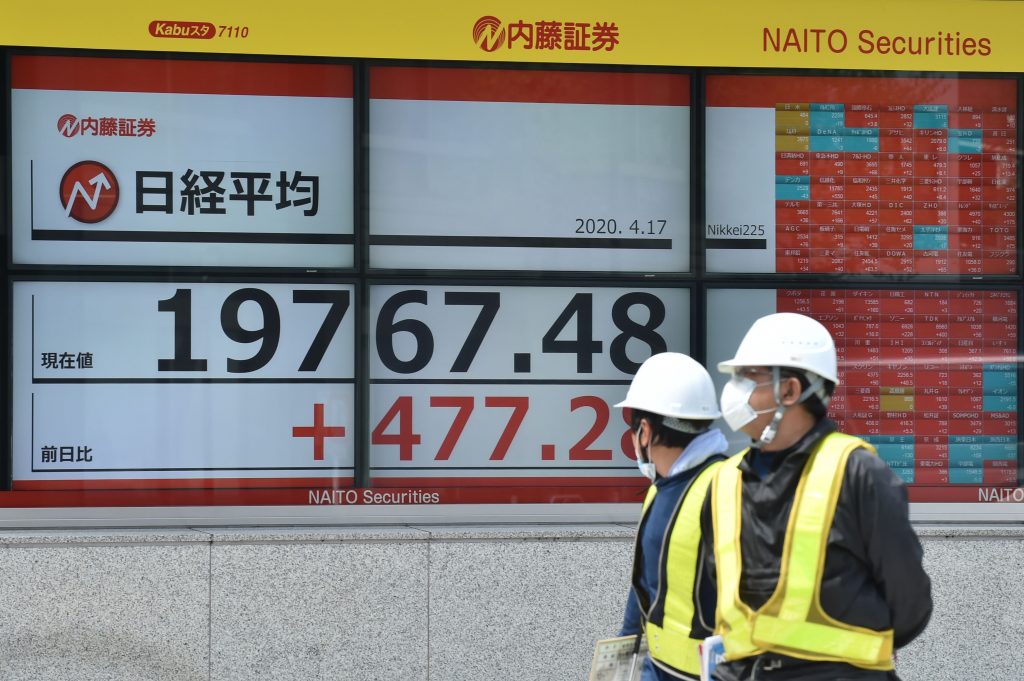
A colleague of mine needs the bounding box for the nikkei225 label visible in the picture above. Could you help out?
[368,285,689,477]
[12,281,356,481]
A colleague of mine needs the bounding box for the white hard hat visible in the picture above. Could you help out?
[717,312,839,385]
[615,352,722,420]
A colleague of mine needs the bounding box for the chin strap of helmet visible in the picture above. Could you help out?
[756,368,828,446]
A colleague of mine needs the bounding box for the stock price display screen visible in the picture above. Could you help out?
[705,75,1017,275]
[11,56,354,268]
[368,67,691,273]
[707,288,1019,503]
[11,281,356,505]
[368,285,689,503]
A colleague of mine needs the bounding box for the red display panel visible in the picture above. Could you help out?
[778,288,1019,502]
[706,75,1018,276]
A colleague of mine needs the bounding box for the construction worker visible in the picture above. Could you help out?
[699,312,932,680]
[616,352,730,680]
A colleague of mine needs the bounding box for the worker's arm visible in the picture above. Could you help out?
[849,449,933,647]
[619,587,643,637]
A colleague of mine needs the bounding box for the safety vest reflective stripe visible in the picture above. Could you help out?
[712,433,895,670]
[711,455,760,660]
[752,616,890,662]
[774,434,845,623]
[639,460,722,676]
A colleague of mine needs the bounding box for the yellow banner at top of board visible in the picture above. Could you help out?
[4,0,1022,73]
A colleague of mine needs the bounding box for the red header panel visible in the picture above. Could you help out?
[371,66,689,105]
[707,74,1016,109]
[11,55,353,97]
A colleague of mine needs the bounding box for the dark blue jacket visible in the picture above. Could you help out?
[620,455,723,681]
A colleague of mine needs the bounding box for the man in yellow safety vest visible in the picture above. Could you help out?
[616,352,730,680]
[699,312,931,680]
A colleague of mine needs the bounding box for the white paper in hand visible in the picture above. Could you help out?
[588,635,647,681]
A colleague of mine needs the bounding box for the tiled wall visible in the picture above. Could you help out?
[0,525,1017,680]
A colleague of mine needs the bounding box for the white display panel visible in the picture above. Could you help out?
[369,68,690,272]
[11,56,354,268]
[368,285,689,503]
[12,281,355,489]
[705,106,777,272]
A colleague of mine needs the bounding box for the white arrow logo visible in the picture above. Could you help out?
[65,172,112,217]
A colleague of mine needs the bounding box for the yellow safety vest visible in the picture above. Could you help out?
[711,432,895,670]
[633,460,722,677]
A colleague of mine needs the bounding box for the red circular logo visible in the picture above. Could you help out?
[57,113,80,137]
[59,161,119,224]
[473,16,505,52]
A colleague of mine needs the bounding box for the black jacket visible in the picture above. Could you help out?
[698,419,932,681]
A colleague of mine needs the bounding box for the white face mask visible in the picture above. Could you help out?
[720,375,776,432]
[637,459,657,482]
[633,428,657,481]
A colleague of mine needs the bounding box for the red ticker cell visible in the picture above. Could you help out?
[983,294,1017,311]
[846,257,882,273]
[915,419,951,437]
[913,161,949,179]
[846,395,881,411]
[777,207,811,223]
[878,231,914,248]
[845,184,882,201]
[914,467,949,484]
[847,238,882,254]
[983,136,1017,154]
[914,208,949,223]
[983,466,1017,485]
[916,397,951,414]
[983,160,1017,178]
[845,297,882,314]
[948,395,984,412]
[949,112,985,129]
[777,235,810,251]
[845,346,883,361]
[982,185,1015,203]
[982,258,1015,274]
[914,138,948,154]
[916,445,948,459]
[848,321,883,338]
[845,370,881,386]
[879,419,915,435]
[880,297,915,314]
[981,230,1016,248]
[810,227,845,244]
[810,185,846,201]
[879,208,915,225]
[913,256,952,274]
[983,111,1015,127]
[846,419,882,435]
[914,320,952,337]
[775,256,811,272]
[880,368,915,384]
[915,371,953,389]
[809,256,846,272]
[845,209,879,226]
[984,416,1017,436]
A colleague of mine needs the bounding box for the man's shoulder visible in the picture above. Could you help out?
[837,435,906,489]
